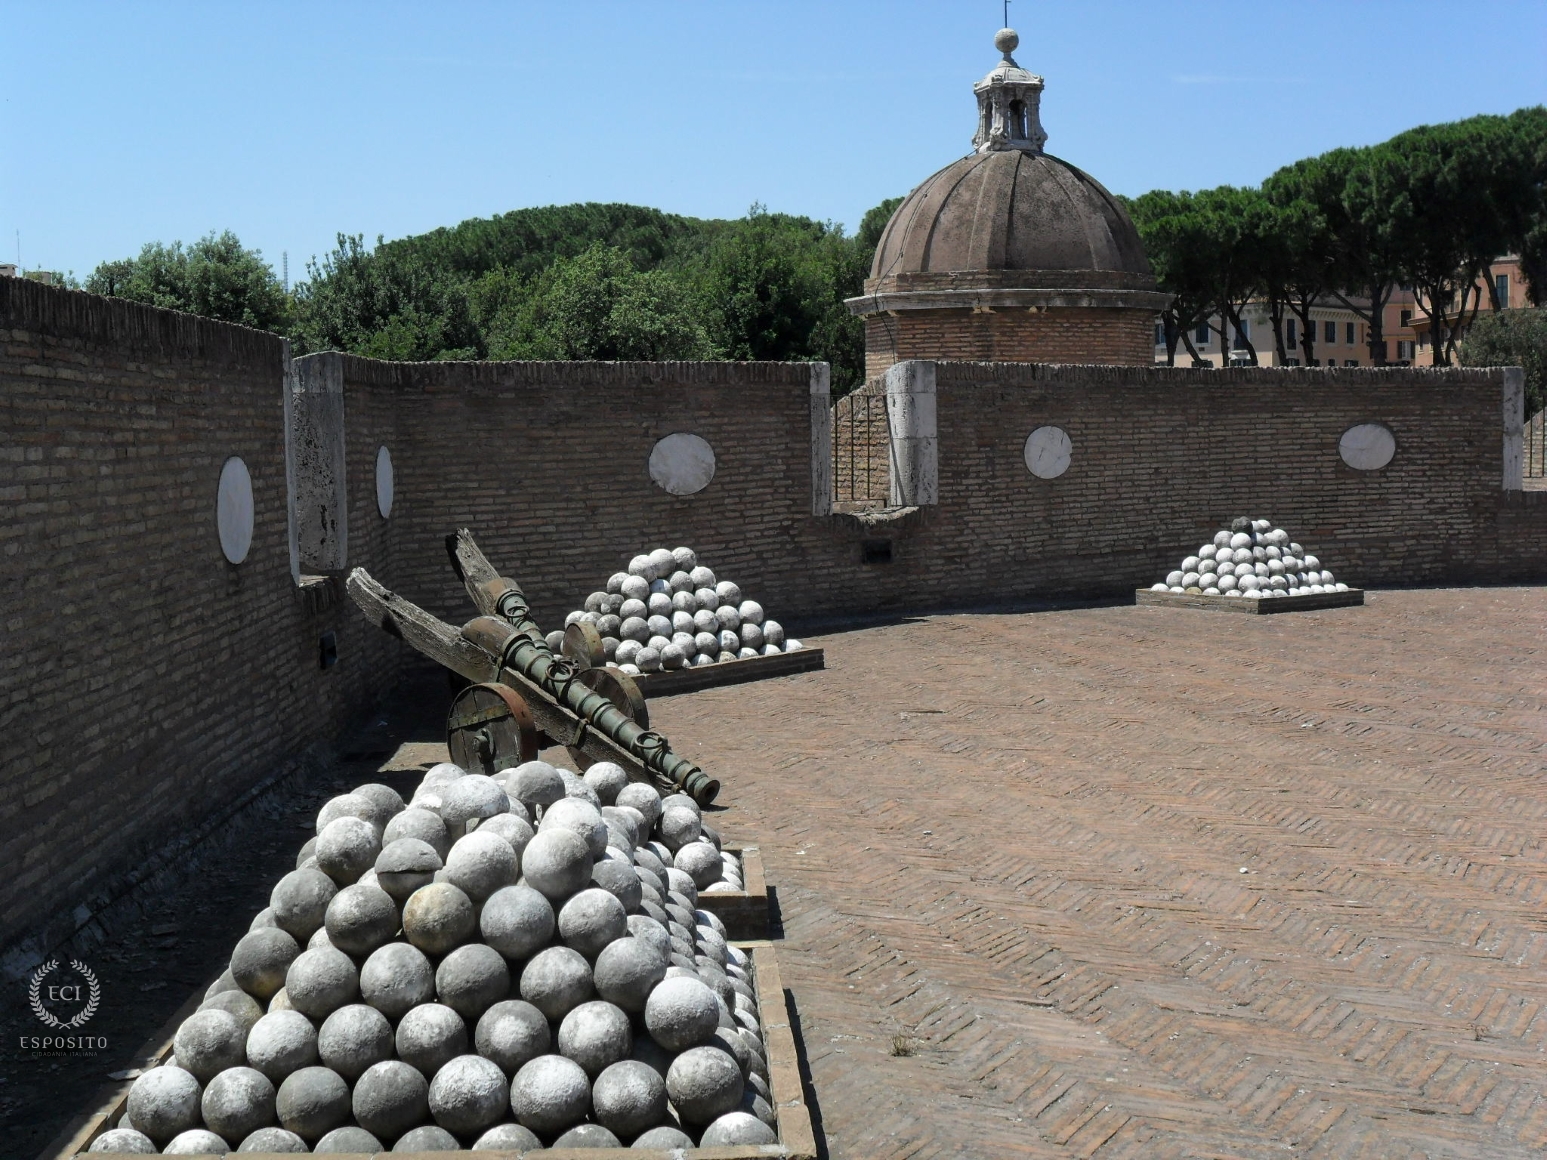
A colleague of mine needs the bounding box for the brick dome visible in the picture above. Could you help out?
[868,149,1155,292]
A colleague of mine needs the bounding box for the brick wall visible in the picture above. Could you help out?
[0,281,407,957]
[5,277,1545,955]
[864,307,1155,378]
[831,384,891,506]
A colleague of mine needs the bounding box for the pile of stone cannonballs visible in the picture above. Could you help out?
[93,761,774,1154]
[1149,519,1350,600]
[549,546,804,675]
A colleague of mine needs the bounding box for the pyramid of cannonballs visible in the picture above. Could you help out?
[1149,518,1349,600]
[551,546,803,675]
[91,761,774,1154]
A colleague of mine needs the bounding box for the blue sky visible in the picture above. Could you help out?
[4,1,1545,282]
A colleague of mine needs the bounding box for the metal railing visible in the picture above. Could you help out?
[831,388,893,508]
[1527,409,1546,478]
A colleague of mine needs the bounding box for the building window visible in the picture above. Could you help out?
[1284,357,1300,366]
[1346,322,1356,345]
[1232,320,1249,349]
[1324,320,1337,344]
[1400,309,1412,327]
[1497,273,1509,308]
[1195,323,1210,345]
[1286,319,1297,346]
[1397,340,1415,360]
[1154,322,1164,345]
[1377,340,1389,361]
[1344,359,1358,367]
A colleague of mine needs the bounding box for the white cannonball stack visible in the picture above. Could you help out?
[107,765,775,1153]
[1149,518,1351,600]
[556,546,804,676]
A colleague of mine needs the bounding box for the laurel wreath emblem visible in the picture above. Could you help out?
[28,959,100,1030]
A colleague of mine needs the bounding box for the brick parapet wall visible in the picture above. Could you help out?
[864,307,1156,378]
[0,283,405,958]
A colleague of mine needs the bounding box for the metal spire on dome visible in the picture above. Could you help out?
[971,25,1046,155]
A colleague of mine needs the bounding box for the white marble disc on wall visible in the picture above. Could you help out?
[376,444,395,518]
[1339,423,1396,470]
[217,456,254,564]
[1024,425,1072,479]
[649,432,716,496]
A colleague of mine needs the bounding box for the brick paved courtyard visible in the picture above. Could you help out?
[649,588,1547,1159]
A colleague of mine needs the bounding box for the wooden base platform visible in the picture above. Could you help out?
[694,845,769,939]
[632,646,824,697]
[1135,587,1365,614]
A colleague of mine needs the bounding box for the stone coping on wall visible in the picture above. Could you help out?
[0,276,285,365]
[925,359,1508,388]
[297,350,820,391]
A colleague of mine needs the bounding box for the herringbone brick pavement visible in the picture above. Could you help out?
[648,588,1547,1159]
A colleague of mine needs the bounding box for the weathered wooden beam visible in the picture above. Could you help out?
[346,568,499,682]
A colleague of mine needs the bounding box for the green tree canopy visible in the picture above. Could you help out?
[85,231,290,332]
[1461,308,1547,416]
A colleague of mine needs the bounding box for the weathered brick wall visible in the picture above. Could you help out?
[864,307,1155,378]
[0,281,406,956]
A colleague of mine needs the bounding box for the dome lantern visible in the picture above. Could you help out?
[972,28,1047,155]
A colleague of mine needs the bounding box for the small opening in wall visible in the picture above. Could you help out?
[862,539,894,565]
[319,631,338,669]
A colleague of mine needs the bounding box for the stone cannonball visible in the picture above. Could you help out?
[374,837,443,904]
[519,946,595,1022]
[623,561,651,587]
[644,975,720,1052]
[284,946,359,1022]
[760,619,787,648]
[701,1109,778,1146]
[427,1053,509,1135]
[443,830,520,903]
[235,1125,309,1151]
[715,580,742,605]
[391,1124,460,1150]
[316,816,381,885]
[554,1123,623,1147]
[671,544,698,571]
[695,586,720,612]
[201,1065,276,1142]
[634,1124,694,1148]
[557,999,632,1077]
[439,774,509,828]
[591,1059,668,1139]
[627,914,672,959]
[615,639,642,666]
[540,797,608,859]
[161,1129,232,1155]
[420,761,467,788]
[673,841,723,888]
[707,1025,751,1078]
[667,1045,744,1125]
[615,782,662,831]
[313,1126,384,1152]
[475,998,550,1075]
[230,927,301,1003]
[511,1053,592,1135]
[620,615,650,644]
[582,761,630,804]
[479,882,556,960]
[559,766,601,806]
[270,868,339,942]
[475,812,534,861]
[511,760,566,810]
[665,870,699,908]
[647,592,673,618]
[86,1129,158,1153]
[251,907,279,930]
[353,781,406,822]
[200,987,263,1035]
[436,943,511,1022]
[689,564,716,588]
[558,887,628,959]
[593,937,668,1016]
[275,1065,351,1142]
[718,630,741,655]
[658,806,702,852]
[646,547,676,576]
[323,882,399,957]
[246,1010,319,1084]
[382,806,451,860]
[737,599,764,626]
[635,645,662,672]
[671,598,695,623]
[126,1065,202,1144]
[317,1003,393,1083]
[521,828,593,901]
[660,642,687,669]
[352,1059,430,1140]
[590,854,643,912]
[395,1003,468,1079]
[739,621,765,650]
[317,793,378,837]
[600,806,640,848]
[402,882,476,955]
[173,1009,246,1085]
[472,1123,543,1150]
[359,941,435,1020]
[661,792,701,819]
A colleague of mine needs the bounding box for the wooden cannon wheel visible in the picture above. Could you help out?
[446,682,541,776]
